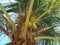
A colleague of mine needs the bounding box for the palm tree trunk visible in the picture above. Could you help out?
[6,28,36,45]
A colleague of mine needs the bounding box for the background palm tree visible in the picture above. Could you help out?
[0,0,60,45]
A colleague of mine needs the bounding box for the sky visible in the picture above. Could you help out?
[0,34,11,45]
[0,0,16,3]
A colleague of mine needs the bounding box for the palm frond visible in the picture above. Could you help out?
[0,3,17,31]
[34,36,60,41]
[23,0,35,38]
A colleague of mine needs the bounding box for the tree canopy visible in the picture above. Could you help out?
[0,0,60,45]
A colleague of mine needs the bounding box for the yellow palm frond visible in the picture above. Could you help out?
[34,36,60,41]
[23,0,35,38]
[0,3,17,31]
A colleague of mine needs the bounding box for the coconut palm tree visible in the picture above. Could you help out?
[0,0,60,45]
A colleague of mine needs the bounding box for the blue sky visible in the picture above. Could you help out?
[0,34,11,45]
[0,0,17,3]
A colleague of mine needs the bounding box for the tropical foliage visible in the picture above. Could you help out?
[0,0,60,45]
